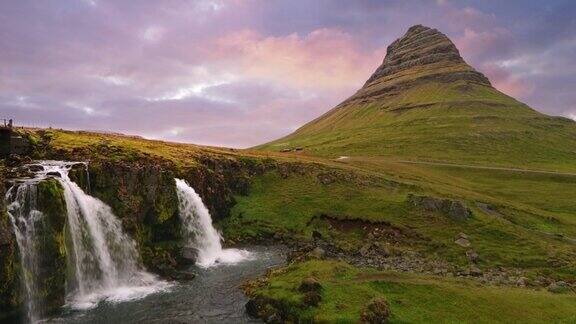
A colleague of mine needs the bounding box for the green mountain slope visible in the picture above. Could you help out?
[258,25,576,172]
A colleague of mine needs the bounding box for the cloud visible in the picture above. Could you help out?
[1,0,575,147]
[212,28,385,91]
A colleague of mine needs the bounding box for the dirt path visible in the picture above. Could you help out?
[397,160,576,177]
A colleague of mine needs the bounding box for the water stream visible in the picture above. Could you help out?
[47,246,285,323]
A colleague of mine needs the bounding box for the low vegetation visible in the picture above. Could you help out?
[246,260,576,323]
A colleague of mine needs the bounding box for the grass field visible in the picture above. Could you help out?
[249,260,576,323]
[258,82,576,173]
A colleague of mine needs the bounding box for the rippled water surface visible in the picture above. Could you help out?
[46,246,286,324]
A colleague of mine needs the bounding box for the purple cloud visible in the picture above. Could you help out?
[1,0,575,147]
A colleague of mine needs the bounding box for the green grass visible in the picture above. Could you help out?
[223,167,576,278]
[251,260,576,323]
[258,81,576,172]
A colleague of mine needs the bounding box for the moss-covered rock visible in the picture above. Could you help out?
[34,179,68,315]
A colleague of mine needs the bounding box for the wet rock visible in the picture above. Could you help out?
[28,164,44,172]
[181,247,197,264]
[246,297,282,323]
[360,297,391,323]
[46,171,61,178]
[298,277,322,293]
[173,270,197,281]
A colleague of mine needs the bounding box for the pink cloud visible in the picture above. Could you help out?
[454,27,512,61]
[212,28,386,91]
[481,63,534,98]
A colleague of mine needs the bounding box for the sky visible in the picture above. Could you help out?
[1,0,575,148]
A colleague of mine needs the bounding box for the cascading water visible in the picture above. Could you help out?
[6,182,44,323]
[175,178,251,267]
[5,161,168,322]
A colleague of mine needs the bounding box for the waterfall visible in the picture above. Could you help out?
[175,178,251,267]
[6,183,44,323]
[5,161,168,322]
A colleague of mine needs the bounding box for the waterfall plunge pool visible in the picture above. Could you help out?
[46,245,287,324]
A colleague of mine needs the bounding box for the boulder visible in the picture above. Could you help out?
[548,281,571,294]
[298,277,322,293]
[360,297,391,323]
[455,237,471,248]
[46,171,61,178]
[308,247,326,259]
[469,266,483,277]
[408,194,472,221]
[302,291,322,307]
[466,250,479,263]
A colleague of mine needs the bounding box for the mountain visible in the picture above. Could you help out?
[258,25,576,172]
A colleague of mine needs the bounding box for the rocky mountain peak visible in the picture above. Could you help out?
[361,25,491,91]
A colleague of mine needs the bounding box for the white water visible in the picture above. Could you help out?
[175,178,251,268]
[6,183,44,323]
[6,161,169,322]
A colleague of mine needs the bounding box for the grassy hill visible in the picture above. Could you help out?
[257,25,576,172]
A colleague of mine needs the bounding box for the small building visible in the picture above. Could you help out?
[0,119,30,157]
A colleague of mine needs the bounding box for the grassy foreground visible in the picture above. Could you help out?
[248,260,576,323]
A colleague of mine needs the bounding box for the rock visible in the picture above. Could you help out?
[245,297,281,323]
[181,247,197,264]
[312,230,322,240]
[454,237,471,248]
[456,232,468,240]
[548,281,571,294]
[6,154,23,167]
[360,297,391,323]
[46,171,61,178]
[317,173,335,185]
[298,277,322,293]
[308,247,326,259]
[28,164,44,172]
[173,270,196,281]
[466,250,479,263]
[360,243,374,257]
[516,277,528,287]
[407,194,472,221]
[302,291,322,307]
[469,266,483,277]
